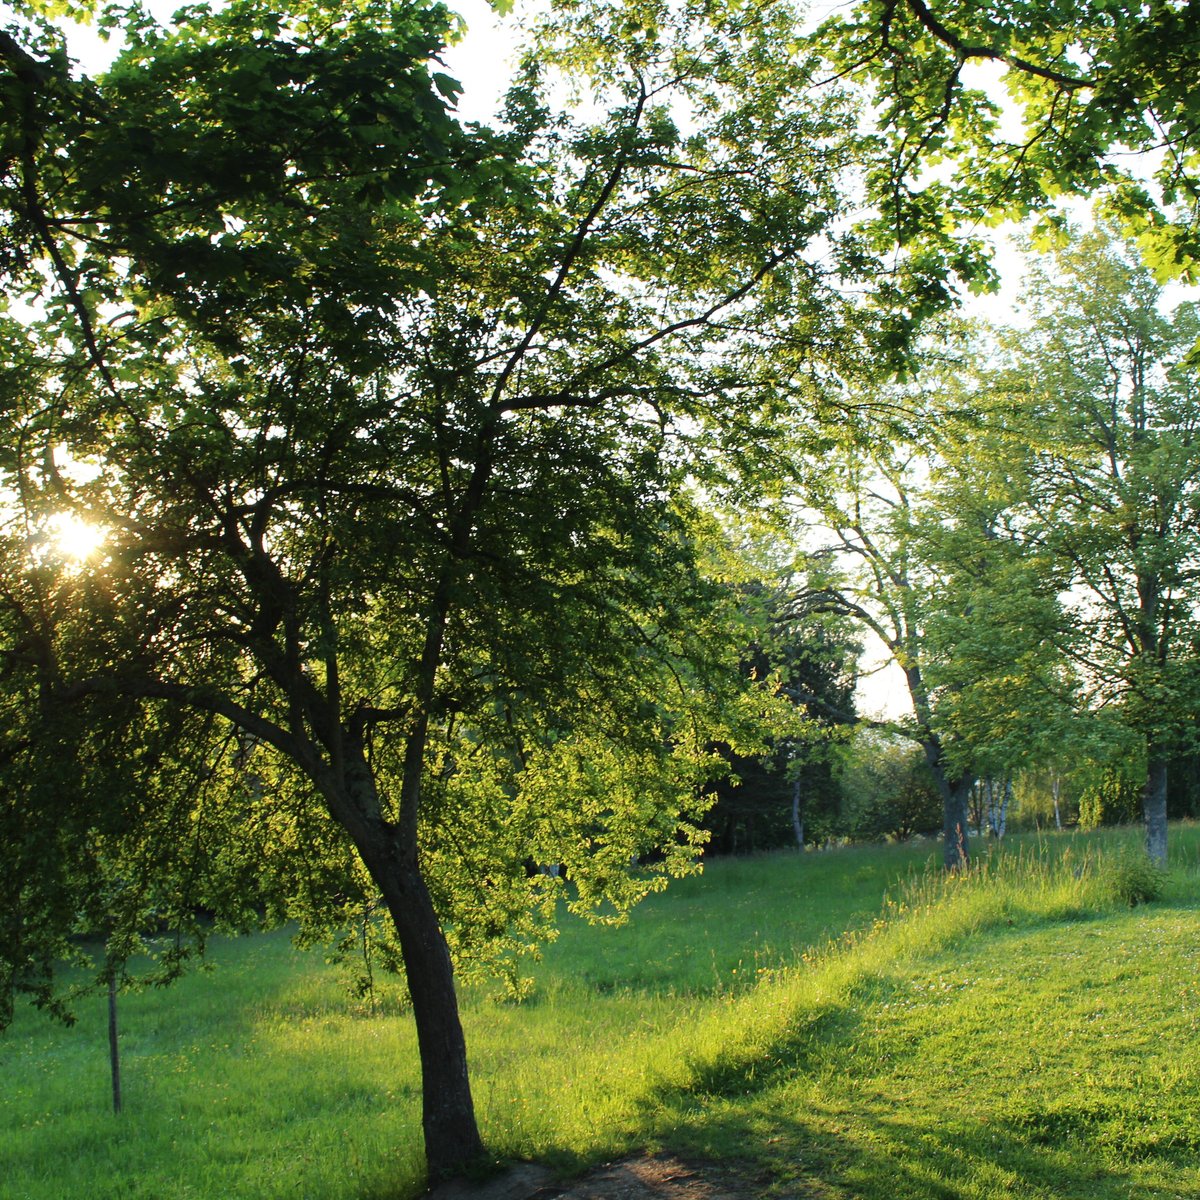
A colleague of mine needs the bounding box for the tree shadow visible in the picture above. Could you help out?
[629,979,1194,1199]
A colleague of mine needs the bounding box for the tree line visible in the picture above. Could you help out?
[708,227,1200,862]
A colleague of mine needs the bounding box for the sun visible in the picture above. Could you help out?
[47,512,108,562]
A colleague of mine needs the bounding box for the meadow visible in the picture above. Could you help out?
[2,826,1198,1200]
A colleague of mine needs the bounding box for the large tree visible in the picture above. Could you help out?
[992,228,1200,863]
[0,0,880,1179]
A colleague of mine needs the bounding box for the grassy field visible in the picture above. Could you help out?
[2,826,1198,1199]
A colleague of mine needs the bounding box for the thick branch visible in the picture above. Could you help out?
[903,0,1093,90]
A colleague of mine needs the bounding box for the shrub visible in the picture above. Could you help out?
[1099,850,1166,907]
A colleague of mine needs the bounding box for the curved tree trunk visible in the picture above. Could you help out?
[353,828,485,1180]
[334,747,486,1182]
[382,859,484,1179]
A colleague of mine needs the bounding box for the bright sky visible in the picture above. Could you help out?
[441,0,518,122]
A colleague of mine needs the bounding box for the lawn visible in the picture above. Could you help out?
[2,826,1198,1199]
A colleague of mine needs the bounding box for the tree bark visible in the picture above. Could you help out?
[1143,755,1169,866]
[336,787,484,1182]
[941,774,972,871]
[328,740,485,1182]
[904,665,970,870]
[791,774,804,849]
[108,972,122,1116]
[381,859,484,1180]
[917,734,971,871]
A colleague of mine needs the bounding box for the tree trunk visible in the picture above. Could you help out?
[997,777,1011,839]
[1143,755,1169,866]
[905,667,969,870]
[358,839,484,1181]
[942,775,972,871]
[337,751,485,1182]
[1051,774,1063,831]
[791,774,804,849]
[918,734,970,871]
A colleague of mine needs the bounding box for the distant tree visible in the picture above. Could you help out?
[1012,765,1080,832]
[705,585,858,854]
[839,729,942,842]
[783,369,1069,869]
[967,776,1013,839]
[777,621,860,848]
[992,228,1200,862]
[1077,757,1147,831]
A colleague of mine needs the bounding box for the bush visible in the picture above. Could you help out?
[1099,850,1166,907]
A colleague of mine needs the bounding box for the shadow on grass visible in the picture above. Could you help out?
[630,976,1196,1199]
[657,1098,1153,1200]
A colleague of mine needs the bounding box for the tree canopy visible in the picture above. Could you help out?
[819,0,1200,281]
[0,0,891,1179]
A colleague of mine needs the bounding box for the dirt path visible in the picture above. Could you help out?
[429,1154,760,1200]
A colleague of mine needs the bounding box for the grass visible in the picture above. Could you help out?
[2,825,1198,1199]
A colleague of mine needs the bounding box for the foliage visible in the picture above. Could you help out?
[817,0,1200,283]
[982,226,1200,862]
[839,729,942,842]
[1097,848,1167,908]
[790,225,1200,865]
[1078,759,1146,831]
[703,577,859,854]
[1010,767,1078,832]
[1009,230,1200,739]
[781,339,1075,866]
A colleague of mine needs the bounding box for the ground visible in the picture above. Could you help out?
[429,1155,760,1200]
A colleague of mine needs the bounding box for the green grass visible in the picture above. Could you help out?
[2,825,1199,1199]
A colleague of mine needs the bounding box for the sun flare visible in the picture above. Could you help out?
[47,512,108,562]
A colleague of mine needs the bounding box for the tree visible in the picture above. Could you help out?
[993,228,1200,863]
[703,578,858,854]
[839,728,943,842]
[0,0,879,1179]
[818,0,1200,283]
[783,343,1074,868]
[784,432,980,867]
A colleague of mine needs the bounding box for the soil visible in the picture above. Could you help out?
[428,1154,761,1200]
